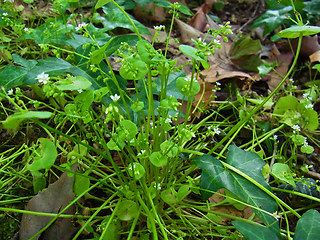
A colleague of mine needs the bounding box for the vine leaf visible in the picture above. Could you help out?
[294,209,320,239]
[193,145,280,235]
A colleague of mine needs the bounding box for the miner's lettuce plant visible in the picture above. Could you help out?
[1,0,320,239]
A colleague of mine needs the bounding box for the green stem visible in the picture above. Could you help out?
[208,34,303,155]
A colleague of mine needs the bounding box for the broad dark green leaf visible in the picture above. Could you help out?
[294,209,320,240]
[0,65,27,91]
[193,145,279,235]
[251,6,293,35]
[233,221,281,240]
[100,4,150,34]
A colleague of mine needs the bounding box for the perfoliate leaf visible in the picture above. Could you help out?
[27,138,57,171]
[2,111,52,130]
[278,25,320,38]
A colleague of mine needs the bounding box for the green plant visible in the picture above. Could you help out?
[0,0,320,239]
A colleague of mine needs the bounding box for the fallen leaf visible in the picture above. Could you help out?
[18,164,78,240]
[189,3,211,32]
[209,189,254,225]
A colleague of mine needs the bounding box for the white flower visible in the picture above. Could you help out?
[154,25,165,31]
[2,12,8,16]
[289,78,294,83]
[292,125,300,131]
[216,82,221,86]
[164,118,172,124]
[274,135,278,140]
[302,93,310,99]
[7,89,13,95]
[153,183,161,190]
[75,22,88,31]
[77,89,83,93]
[185,76,192,82]
[36,72,50,84]
[213,38,220,45]
[110,94,120,101]
[213,127,221,135]
[305,104,313,109]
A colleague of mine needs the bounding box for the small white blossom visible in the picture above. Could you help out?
[274,135,278,140]
[213,38,220,45]
[216,82,221,86]
[302,93,310,99]
[153,183,161,190]
[292,125,300,132]
[185,76,192,82]
[110,94,120,101]
[154,25,165,31]
[7,88,13,95]
[289,78,294,83]
[2,12,8,16]
[36,72,50,84]
[164,118,172,124]
[213,127,221,135]
[75,22,88,31]
[305,104,313,109]
[77,89,83,93]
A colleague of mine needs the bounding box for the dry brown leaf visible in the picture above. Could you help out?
[265,52,293,91]
[310,50,320,63]
[18,164,78,240]
[134,0,186,22]
[189,3,211,32]
[209,189,254,225]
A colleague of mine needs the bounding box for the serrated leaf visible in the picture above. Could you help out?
[294,209,320,240]
[233,221,281,240]
[193,145,279,234]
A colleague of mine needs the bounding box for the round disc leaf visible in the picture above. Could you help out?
[176,77,200,96]
[116,200,138,221]
[150,152,167,167]
[119,56,148,80]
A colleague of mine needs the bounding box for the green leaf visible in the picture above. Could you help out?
[74,174,90,196]
[2,111,52,130]
[56,76,92,91]
[150,151,167,167]
[271,163,296,187]
[294,209,320,240]
[278,25,320,38]
[179,45,204,61]
[116,199,138,221]
[100,5,150,34]
[95,0,112,9]
[119,56,148,80]
[176,77,200,97]
[193,145,280,234]
[232,221,281,240]
[0,65,27,91]
[27,138,58,171]
[251,6,293,35]
[229,34,262,60]
[161,187,179,204]
[128,162,145,180]
[75,90,94,113]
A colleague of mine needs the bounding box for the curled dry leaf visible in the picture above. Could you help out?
[18,164,78,240]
